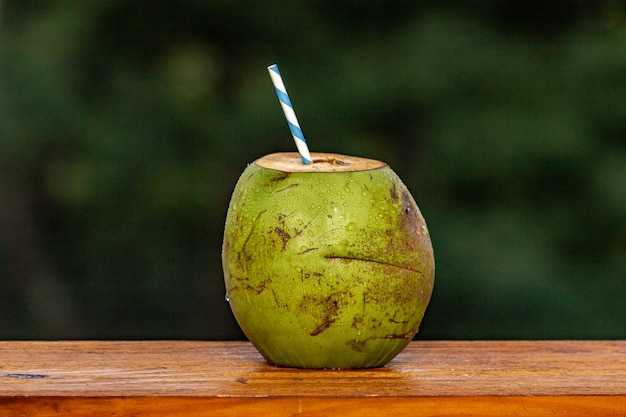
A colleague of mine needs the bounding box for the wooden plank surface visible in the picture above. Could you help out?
[0,340,625,416]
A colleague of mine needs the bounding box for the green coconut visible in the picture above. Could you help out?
[222,152,434,368]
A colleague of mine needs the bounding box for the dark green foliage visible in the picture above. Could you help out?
[1,1,624,339]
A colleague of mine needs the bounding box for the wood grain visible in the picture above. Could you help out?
[1,340,624,416]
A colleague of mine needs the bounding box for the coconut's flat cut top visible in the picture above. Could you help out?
[254,152,386,172]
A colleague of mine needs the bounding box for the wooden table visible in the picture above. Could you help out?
[1,340,624,416]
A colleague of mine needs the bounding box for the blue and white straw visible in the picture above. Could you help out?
[267,64,312,164]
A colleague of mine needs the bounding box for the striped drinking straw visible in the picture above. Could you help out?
[267,64,312,164]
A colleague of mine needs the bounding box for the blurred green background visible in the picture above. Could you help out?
[1,1,624,340]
